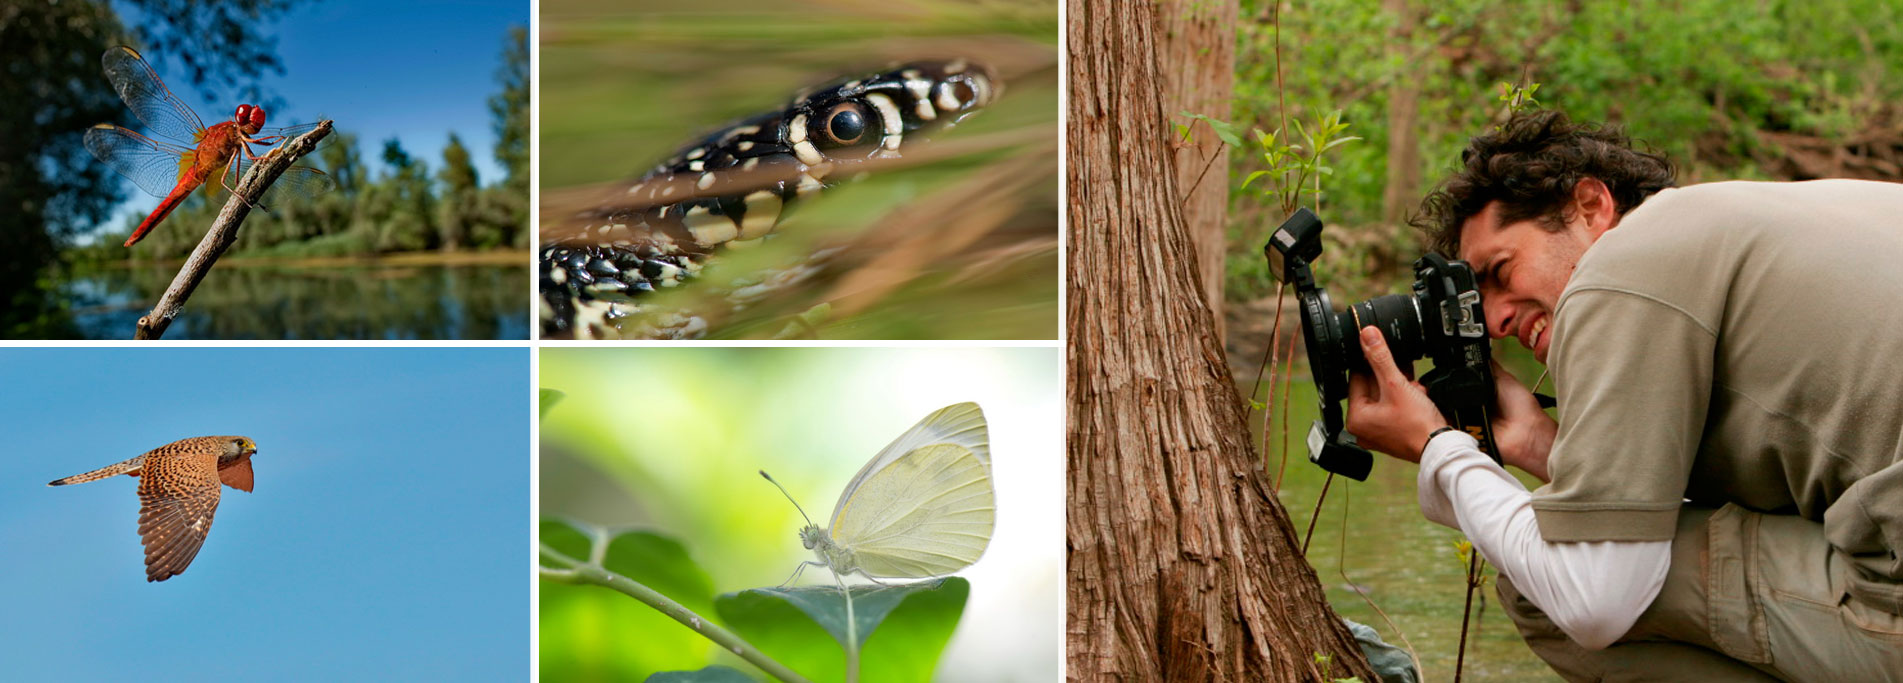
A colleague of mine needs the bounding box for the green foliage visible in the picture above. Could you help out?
[540,389,565,418]
[1177,112,1246,148]
[1222,110,1361,297]
[1313,651,1365,683]
[1238,110,1362,216]
[541,519,724,681]
[1226,0,1903,301]
[438,133,479,250]
[718,581,968,683]
[540,517,973,683]
[490,25,530,192]
[647,667,759,683]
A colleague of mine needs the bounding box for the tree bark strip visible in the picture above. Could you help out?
[1381,0,1423,226]
[1066,1,1377,680]
[1156,0,1238,343]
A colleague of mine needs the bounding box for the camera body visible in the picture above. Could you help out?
[1265,208,1503,480]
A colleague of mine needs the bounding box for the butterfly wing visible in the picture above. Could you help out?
[828,401,989,529]
[829,442,994,577]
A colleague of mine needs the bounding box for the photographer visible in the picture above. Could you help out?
[1344,110,1903,681]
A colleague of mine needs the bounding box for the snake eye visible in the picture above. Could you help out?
[820,103,869,146]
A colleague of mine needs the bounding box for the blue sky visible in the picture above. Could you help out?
[0,348,528,680]
[97,0,526,235]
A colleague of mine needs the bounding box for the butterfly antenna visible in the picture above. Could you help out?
[759,470,816,526]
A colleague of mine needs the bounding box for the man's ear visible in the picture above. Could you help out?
[1572,177,1619,238]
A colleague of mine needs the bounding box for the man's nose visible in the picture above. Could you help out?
[1483,298,1513,340]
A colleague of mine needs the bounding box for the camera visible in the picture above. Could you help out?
[1265,208,1525,480]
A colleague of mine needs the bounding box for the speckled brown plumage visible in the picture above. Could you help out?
[49,436,258,582]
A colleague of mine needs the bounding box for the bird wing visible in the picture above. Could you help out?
[219,457,254,493]
[136,452,224,582]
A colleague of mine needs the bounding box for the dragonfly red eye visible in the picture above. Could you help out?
[234,104,251,121]
[248,107,267,128]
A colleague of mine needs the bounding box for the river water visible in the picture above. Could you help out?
[65,262,530,339]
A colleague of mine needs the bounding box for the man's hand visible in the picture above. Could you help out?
[1345,326,1451,463]
[1488,359,1557,482]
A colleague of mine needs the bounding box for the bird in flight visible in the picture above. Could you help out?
[50,436,259,582]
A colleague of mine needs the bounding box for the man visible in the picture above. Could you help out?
[1344,110,1903,681]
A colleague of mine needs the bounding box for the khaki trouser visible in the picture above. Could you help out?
[1497,505,1903,682]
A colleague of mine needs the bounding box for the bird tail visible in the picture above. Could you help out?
[48,455,145,486]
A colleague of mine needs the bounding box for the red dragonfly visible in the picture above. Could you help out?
[84,46,333,247]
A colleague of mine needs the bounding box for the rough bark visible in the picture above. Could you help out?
[1381,0,1422,226]
[1156,0,1237,344]
[1066,1,1378,681]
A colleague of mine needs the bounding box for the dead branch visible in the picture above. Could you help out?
[133,120,333,340]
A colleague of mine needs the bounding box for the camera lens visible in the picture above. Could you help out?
[1341,294,1425,370]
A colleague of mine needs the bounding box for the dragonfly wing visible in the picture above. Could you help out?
[271,166,336,201]
[234,153,334,204]
[101,46,206,146]
[245,121,330,157]
[84,124,192,199]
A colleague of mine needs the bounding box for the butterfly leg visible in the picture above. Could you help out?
[856,571,894,587]
[778,561,827,588]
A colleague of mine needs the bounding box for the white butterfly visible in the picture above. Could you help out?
[763,402,994,585]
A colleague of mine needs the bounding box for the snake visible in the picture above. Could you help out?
[539,59,1000,339]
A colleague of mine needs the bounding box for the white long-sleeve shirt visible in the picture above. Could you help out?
[1417,431,1673,650]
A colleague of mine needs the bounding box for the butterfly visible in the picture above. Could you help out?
[762,402,993,586]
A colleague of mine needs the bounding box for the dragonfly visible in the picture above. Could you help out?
[84,46,333,247]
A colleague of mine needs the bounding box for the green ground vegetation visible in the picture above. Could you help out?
[1225,0,1903,301]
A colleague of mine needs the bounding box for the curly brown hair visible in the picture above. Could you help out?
[1413,110,1677,257]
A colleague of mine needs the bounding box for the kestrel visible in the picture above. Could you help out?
[49,436,258,582]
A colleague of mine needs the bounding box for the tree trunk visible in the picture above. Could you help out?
[1155,0,1237,344]
[1381,0,1422,226]
[1065,1,1378,681]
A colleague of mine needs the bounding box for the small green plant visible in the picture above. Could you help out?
[1313,651,1365,683]
[1240,110,1362,217]
[1494,80,1544,127]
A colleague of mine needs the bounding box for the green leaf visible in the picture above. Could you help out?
[539,517,592,567]
[540,520,723,680]
[645,666,758,683]
[540,388,565,417]
[717,578,970,683]
[1241,170,1271,190]
[1179,112,1244,148]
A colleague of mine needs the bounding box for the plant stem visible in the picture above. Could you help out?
[539,546,815,683]
[829,570,860,683]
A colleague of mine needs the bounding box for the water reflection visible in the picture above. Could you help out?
[67,263,529,339]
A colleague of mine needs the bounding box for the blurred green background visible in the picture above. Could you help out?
[1222,0,1903,303]
[540,0,1060,339]
[540,347,1061,682]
